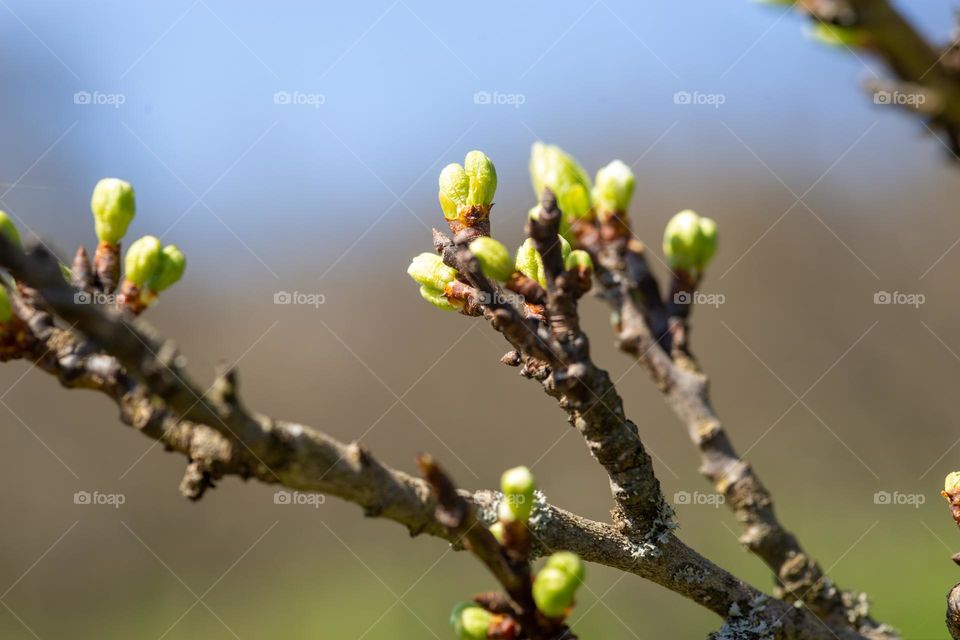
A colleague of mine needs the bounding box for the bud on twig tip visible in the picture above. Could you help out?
[91,178,136,244]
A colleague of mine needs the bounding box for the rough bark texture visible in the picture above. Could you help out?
[573,212,896,640]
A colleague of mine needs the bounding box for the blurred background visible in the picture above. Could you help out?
[1,0,959,637]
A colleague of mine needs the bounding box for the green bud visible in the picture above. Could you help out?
[91,178,136,244]
[439,151,497,221]
[0,211,21,248]
[149,245,186,292]
[489,521,505,544]
[0,287,12,323]
[464,150,497,207]
[533,567,578,618]
[515,239,545,287]
[419,285,462,312]
[565,249,593,272]
[439,164,470,220]
[559,235,571,263]
[469,237,513,283]
[501,466,535,523]
[697,216,718,267]
[592,160,635,217]
[545,551,586,585]
[124,235,162,287]
[663,209,718,274]
[528,205,540,221]
[529,143,593,223]
[945,472,960,494]
[809,23,869,48]
[450,602,492,640]
[408,253,459,291]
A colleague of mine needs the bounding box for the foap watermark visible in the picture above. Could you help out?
[473,90,526,108]
[274,490,326,508]
[873,89,926,107]
[74,291,118,305]
[273,90,326,108]
[674,291,725,308]
[873,490,925,508]
[73,90,126,108]
[874,291,924,308]
[74,490,126,508]
[475,290,525,306]
[673,490,725,508]
[673,91,726,108]
[274,291,325,308]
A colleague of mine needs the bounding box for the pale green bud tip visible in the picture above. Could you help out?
[0,211,21,248]
[663,209,718,273]
[409,253,462,311]
[533,567,578,618]
[501,466,535,499]
[469,237,513,283]
[489,521,505,544]
[515,239,545,287]
[565,249,593,272]
[545,551,586,585]
[419,285,462,312]
[592,160,635,214]
[124,236,162,287]
[0,287,12,323]
[809,23,868,48]
[91,178,136,244]
[408,253,458,290]
[501,466,535,523]
[945,472,960,494]
[439,164,470,220]
[529,143,593,221]
[450,602,491,640]
[464,150,497,207]
[559,235,571,263]
[150,245,186,292]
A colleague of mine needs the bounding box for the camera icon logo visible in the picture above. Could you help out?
[874,291,891,305]
[273,491,292,504]
[74,291,92,305]
[274,291,292,305]
[73,91,92,105]
[873,90,892,105]
[74,491,92,505]
[273,91,291,105]
[673,491,692,505]
[674,291,692,305]
[673,91,692,105]
[873,491,892,505]
[473,91,492,105]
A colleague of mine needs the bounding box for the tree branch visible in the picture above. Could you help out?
[576,215,897,639]
[0,235,879,640]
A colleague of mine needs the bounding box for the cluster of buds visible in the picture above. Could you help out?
[532,552,585,619]
[117,236,186,314]
[514,237,592,288]
[439,150,498,241]
[407,253,464,312]
[448,465,586,638]
[529,143,593,236]
[662,209,718,279]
